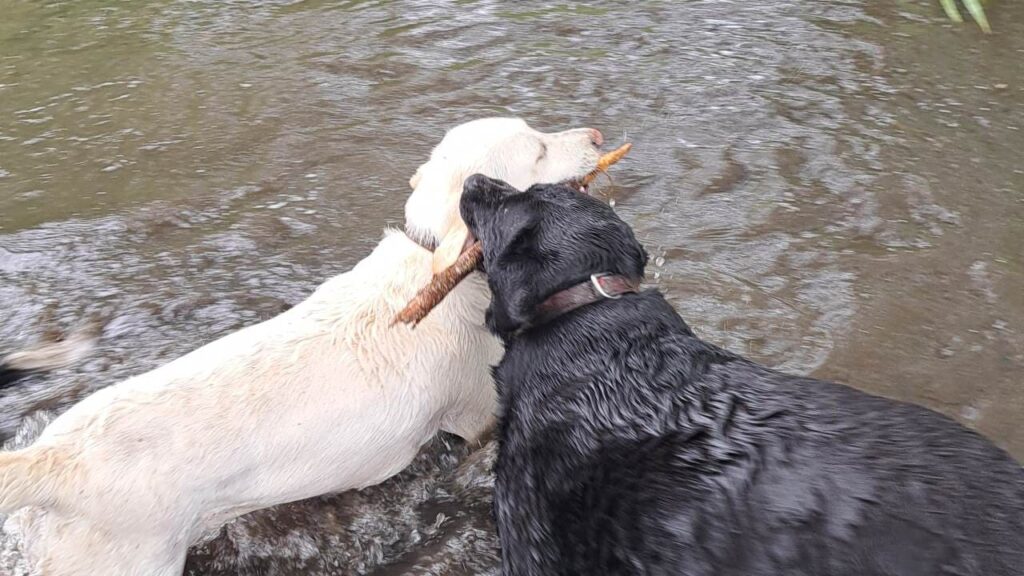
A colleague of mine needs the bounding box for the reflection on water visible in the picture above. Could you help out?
[1,1,1022,574]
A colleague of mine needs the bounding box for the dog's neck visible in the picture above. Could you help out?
[530,274,641,327]
[499,289,701,382]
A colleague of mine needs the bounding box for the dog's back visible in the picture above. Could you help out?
[496,291,1023,576]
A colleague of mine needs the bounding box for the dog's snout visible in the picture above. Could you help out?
[587,128,604,148]
[461,173,520,213]
[463,173,492,194]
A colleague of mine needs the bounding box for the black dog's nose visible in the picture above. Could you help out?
[462,174,519,201]
[461,174,521,228]
[463,173,493,194]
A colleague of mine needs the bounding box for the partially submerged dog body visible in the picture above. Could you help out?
[3,238,495,575]
[0,117,602,576]
[461,176,1024,576]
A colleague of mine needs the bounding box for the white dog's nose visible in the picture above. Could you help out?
[588,128,604,147]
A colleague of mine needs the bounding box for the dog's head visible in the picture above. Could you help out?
[405,117,603,274]
[460,175,647,335]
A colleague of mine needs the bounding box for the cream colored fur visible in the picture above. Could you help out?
[0,117,601,576]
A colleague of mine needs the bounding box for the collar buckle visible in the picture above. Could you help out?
[590,273,622,299]
[531,272,640,328]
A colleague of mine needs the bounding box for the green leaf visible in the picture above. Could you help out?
[940,0,965,23]
[962,0,992,33]
[940,0,992,33]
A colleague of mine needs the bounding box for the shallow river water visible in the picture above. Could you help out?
[1,1,1022,574]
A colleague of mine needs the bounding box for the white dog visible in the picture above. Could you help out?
[0,117,603,576]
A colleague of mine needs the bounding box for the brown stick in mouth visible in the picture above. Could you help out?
[393,142,633,327]
[392,241,484,327]
[580,142,632,187]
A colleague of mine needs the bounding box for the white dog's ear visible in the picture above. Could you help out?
[409,164,424,189]
[432,218,471,274]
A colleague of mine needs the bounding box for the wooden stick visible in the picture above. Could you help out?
[394,143,632,327]
[581,142,632,186]
[392,242,483,327]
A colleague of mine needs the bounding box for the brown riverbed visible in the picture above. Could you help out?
[1,1,1022,574]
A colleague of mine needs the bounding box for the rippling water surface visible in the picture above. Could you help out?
[2,1,1022,574]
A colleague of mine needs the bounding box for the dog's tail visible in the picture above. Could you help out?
[0,323,99,389]
[0,446,68,513]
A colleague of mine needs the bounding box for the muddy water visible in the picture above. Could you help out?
[1,1,1022,574]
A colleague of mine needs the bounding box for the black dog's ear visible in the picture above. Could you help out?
[482,200,544,336]
[494,202,540,257]
[460,174,544,336]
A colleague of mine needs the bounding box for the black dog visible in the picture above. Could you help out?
[460,174,1024,576]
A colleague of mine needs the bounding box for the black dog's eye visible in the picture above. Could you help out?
[536,142,547,162]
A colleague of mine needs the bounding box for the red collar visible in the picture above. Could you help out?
[532,273,641,326]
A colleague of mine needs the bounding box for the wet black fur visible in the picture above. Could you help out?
[461,175,1024,576]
